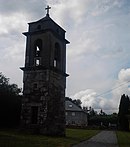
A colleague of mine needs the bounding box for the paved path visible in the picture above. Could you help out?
[72,131,118,147]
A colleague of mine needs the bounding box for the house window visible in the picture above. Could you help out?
[65,112,68,116]
[69,104,73,108]
[72,112,75,116]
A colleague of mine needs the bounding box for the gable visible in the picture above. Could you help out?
[65,100,83,112]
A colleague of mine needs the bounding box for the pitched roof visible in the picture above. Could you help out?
[24,15,70,44]
[65,100,83,112]
[29,15,66,32]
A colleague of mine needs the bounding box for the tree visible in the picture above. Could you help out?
[0,72,21,127]
[72,99,82,108]
[99,109,106,116]
[87,107,97,125]
[0,73,21,96]
[118,94,130,131]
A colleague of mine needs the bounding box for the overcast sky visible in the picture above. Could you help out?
[0,0,130,113]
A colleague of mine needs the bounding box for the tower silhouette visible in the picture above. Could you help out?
[20,6,69,136]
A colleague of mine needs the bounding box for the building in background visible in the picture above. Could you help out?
[65,99,88,127]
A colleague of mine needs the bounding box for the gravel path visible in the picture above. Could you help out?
[72,131,119,147]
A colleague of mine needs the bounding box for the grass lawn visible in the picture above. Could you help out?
[0,128,99,147]
[116,131,130,147]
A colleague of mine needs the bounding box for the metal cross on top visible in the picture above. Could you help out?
[45,5,51,16]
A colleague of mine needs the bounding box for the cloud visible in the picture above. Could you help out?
[0,1,48,87]
[71,68,130,113]
[118,69,130,82]
[91,0,125,16]
[112,68,130,98]
[71,89,116,113]
[0,0,46,18]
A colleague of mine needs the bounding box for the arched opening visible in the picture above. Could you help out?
[35,39,42,57]
[34,39,42,66]
[54,43,61,68]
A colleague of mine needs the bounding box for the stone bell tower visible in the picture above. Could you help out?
[20,6,69,136]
